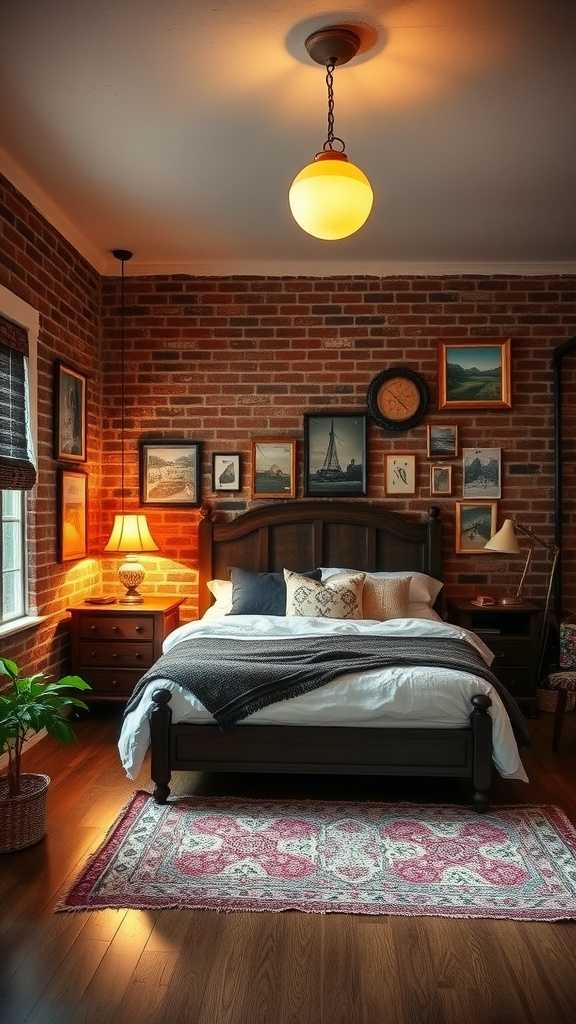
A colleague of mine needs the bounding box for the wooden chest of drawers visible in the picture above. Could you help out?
[68,597,186,702]
[448,601,542,712]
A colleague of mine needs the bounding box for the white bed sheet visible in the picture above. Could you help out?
[118,614,528,783]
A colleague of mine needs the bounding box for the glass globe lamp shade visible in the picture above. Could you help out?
[289,152,373,240]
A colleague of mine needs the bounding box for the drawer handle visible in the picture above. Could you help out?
[113,625,120,633]
[90,650,96,657]
[135,625,143,633]
[136,653,142,660]
[112,653,118,660]
[89,624,96,632]
[111,679,118,688]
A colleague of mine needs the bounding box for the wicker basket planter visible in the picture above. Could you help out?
[0,773,50,853]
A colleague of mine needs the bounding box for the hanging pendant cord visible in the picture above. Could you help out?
[322,62,346,153]
[120,256,126,515]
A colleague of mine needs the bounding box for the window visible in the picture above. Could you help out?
[0,287,39,630]
[1,490,26,623]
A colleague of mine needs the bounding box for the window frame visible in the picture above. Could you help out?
[0,286,39,628]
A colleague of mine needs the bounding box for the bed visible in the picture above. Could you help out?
[118,502,528,811]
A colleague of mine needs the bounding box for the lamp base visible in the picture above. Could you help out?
[499,595,524,606]
[118,559,145,604]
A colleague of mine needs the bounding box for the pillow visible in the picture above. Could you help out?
[284,570,365,620]
[361,575,411,621]
[204,579,233,619]
[320,568,443,606]
[229,567,321,616]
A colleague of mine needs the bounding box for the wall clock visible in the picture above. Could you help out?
[367,368,429,432]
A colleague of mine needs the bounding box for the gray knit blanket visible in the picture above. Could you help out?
[125,635,528,743]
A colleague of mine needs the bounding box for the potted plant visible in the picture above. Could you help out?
[0,657,90,853]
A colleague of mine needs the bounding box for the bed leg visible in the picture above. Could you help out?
[470,694,492,813]
[150,688,172,804]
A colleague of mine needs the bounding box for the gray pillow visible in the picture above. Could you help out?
[229,567,321,616]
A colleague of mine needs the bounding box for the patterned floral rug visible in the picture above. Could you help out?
[59,792,576,920]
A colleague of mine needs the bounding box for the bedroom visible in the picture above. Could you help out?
[1,1,576,1021]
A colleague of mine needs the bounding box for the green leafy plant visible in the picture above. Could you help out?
[0,657,91,798]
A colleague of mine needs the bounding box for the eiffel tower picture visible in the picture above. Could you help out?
[305,414,367,497]
[316,418,346,480]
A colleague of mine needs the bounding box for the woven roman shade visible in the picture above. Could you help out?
[0,314,36,490]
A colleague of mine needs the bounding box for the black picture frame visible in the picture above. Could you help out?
[139,439,202,507]
[57,468,87,562]
[304,413,367,498]
[54,360,87,462]
[212,452,241,492]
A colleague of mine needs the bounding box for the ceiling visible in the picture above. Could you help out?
[1,0,575,275]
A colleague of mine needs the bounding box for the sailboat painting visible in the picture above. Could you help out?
[251,439,296,499]
[304,414,367,497]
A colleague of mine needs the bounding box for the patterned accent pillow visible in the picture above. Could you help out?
[284,569,365,620]
[331,572,412,621]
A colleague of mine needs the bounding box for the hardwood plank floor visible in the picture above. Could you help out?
[1,708,576,1024]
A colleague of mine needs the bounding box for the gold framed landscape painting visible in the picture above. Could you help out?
[438,339,511,410]
[251,438,297,499]
[455,501,497,554]
[58,469,87,562]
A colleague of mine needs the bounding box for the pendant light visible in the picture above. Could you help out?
[104,249,159,603]
[289,27,373,241]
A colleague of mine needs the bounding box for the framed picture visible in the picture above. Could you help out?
[427,424,458,460]
[54,361,87,462]
[385,453,416,496]
[430,464,452,496]
[139,439,201,506]
[212,452,241,492]
[57,469,87,562]
[462,447,502,499]
[304,414,367,498]
[251,438,296,499]
[438,339,512,410]
[455,501,498,554]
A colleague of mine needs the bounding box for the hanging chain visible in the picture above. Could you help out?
[322,62,346,153]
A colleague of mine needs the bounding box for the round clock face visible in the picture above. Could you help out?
[377,376,421,422]
[367,368,429,432]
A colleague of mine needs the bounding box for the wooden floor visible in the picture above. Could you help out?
[1,710,576,1024]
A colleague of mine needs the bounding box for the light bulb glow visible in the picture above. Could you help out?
[289,156,373,240]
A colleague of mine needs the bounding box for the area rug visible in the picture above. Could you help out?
[58,791,576,920]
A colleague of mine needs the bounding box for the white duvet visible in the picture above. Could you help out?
[118,614,528,782]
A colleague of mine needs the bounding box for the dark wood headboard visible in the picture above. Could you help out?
[198,502,442,616]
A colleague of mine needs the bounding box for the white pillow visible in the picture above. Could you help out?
[204,578,233,618]
[320,568,443,606]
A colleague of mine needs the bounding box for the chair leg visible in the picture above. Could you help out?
[553,689,568,752]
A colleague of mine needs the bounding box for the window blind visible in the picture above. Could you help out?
[0,314,36,491]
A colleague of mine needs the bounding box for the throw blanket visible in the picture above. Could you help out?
[125,635,529,743]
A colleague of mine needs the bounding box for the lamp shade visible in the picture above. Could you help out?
[289,154,373,240]
[104,513,159,553]
[484,518,521,555]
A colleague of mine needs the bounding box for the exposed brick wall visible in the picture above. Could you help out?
[100,274,576,621]
[0,173,101,678]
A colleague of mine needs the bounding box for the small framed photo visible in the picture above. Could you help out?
[54,361,87,462]
[385,453,416,496]
[304,413,367,497]
[427,424,458,460]
[212,452,241,492]
[139,439,201,506]
[438,338,512,410]
[57,469,87,562]
[251,438,296,499]
[430,464,452,496]
[455,501,498,554]
[462,448,502,499]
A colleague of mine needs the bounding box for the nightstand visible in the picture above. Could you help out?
[448,601,542,712]
[68,597,186,703]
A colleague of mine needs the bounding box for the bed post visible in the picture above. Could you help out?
[470,694,492,813]
[150,688,172,804]
[198,504,213,618]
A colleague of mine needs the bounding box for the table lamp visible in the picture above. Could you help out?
[104,513,159,603]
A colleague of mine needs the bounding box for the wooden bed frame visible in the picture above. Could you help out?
[149,501,493,811]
